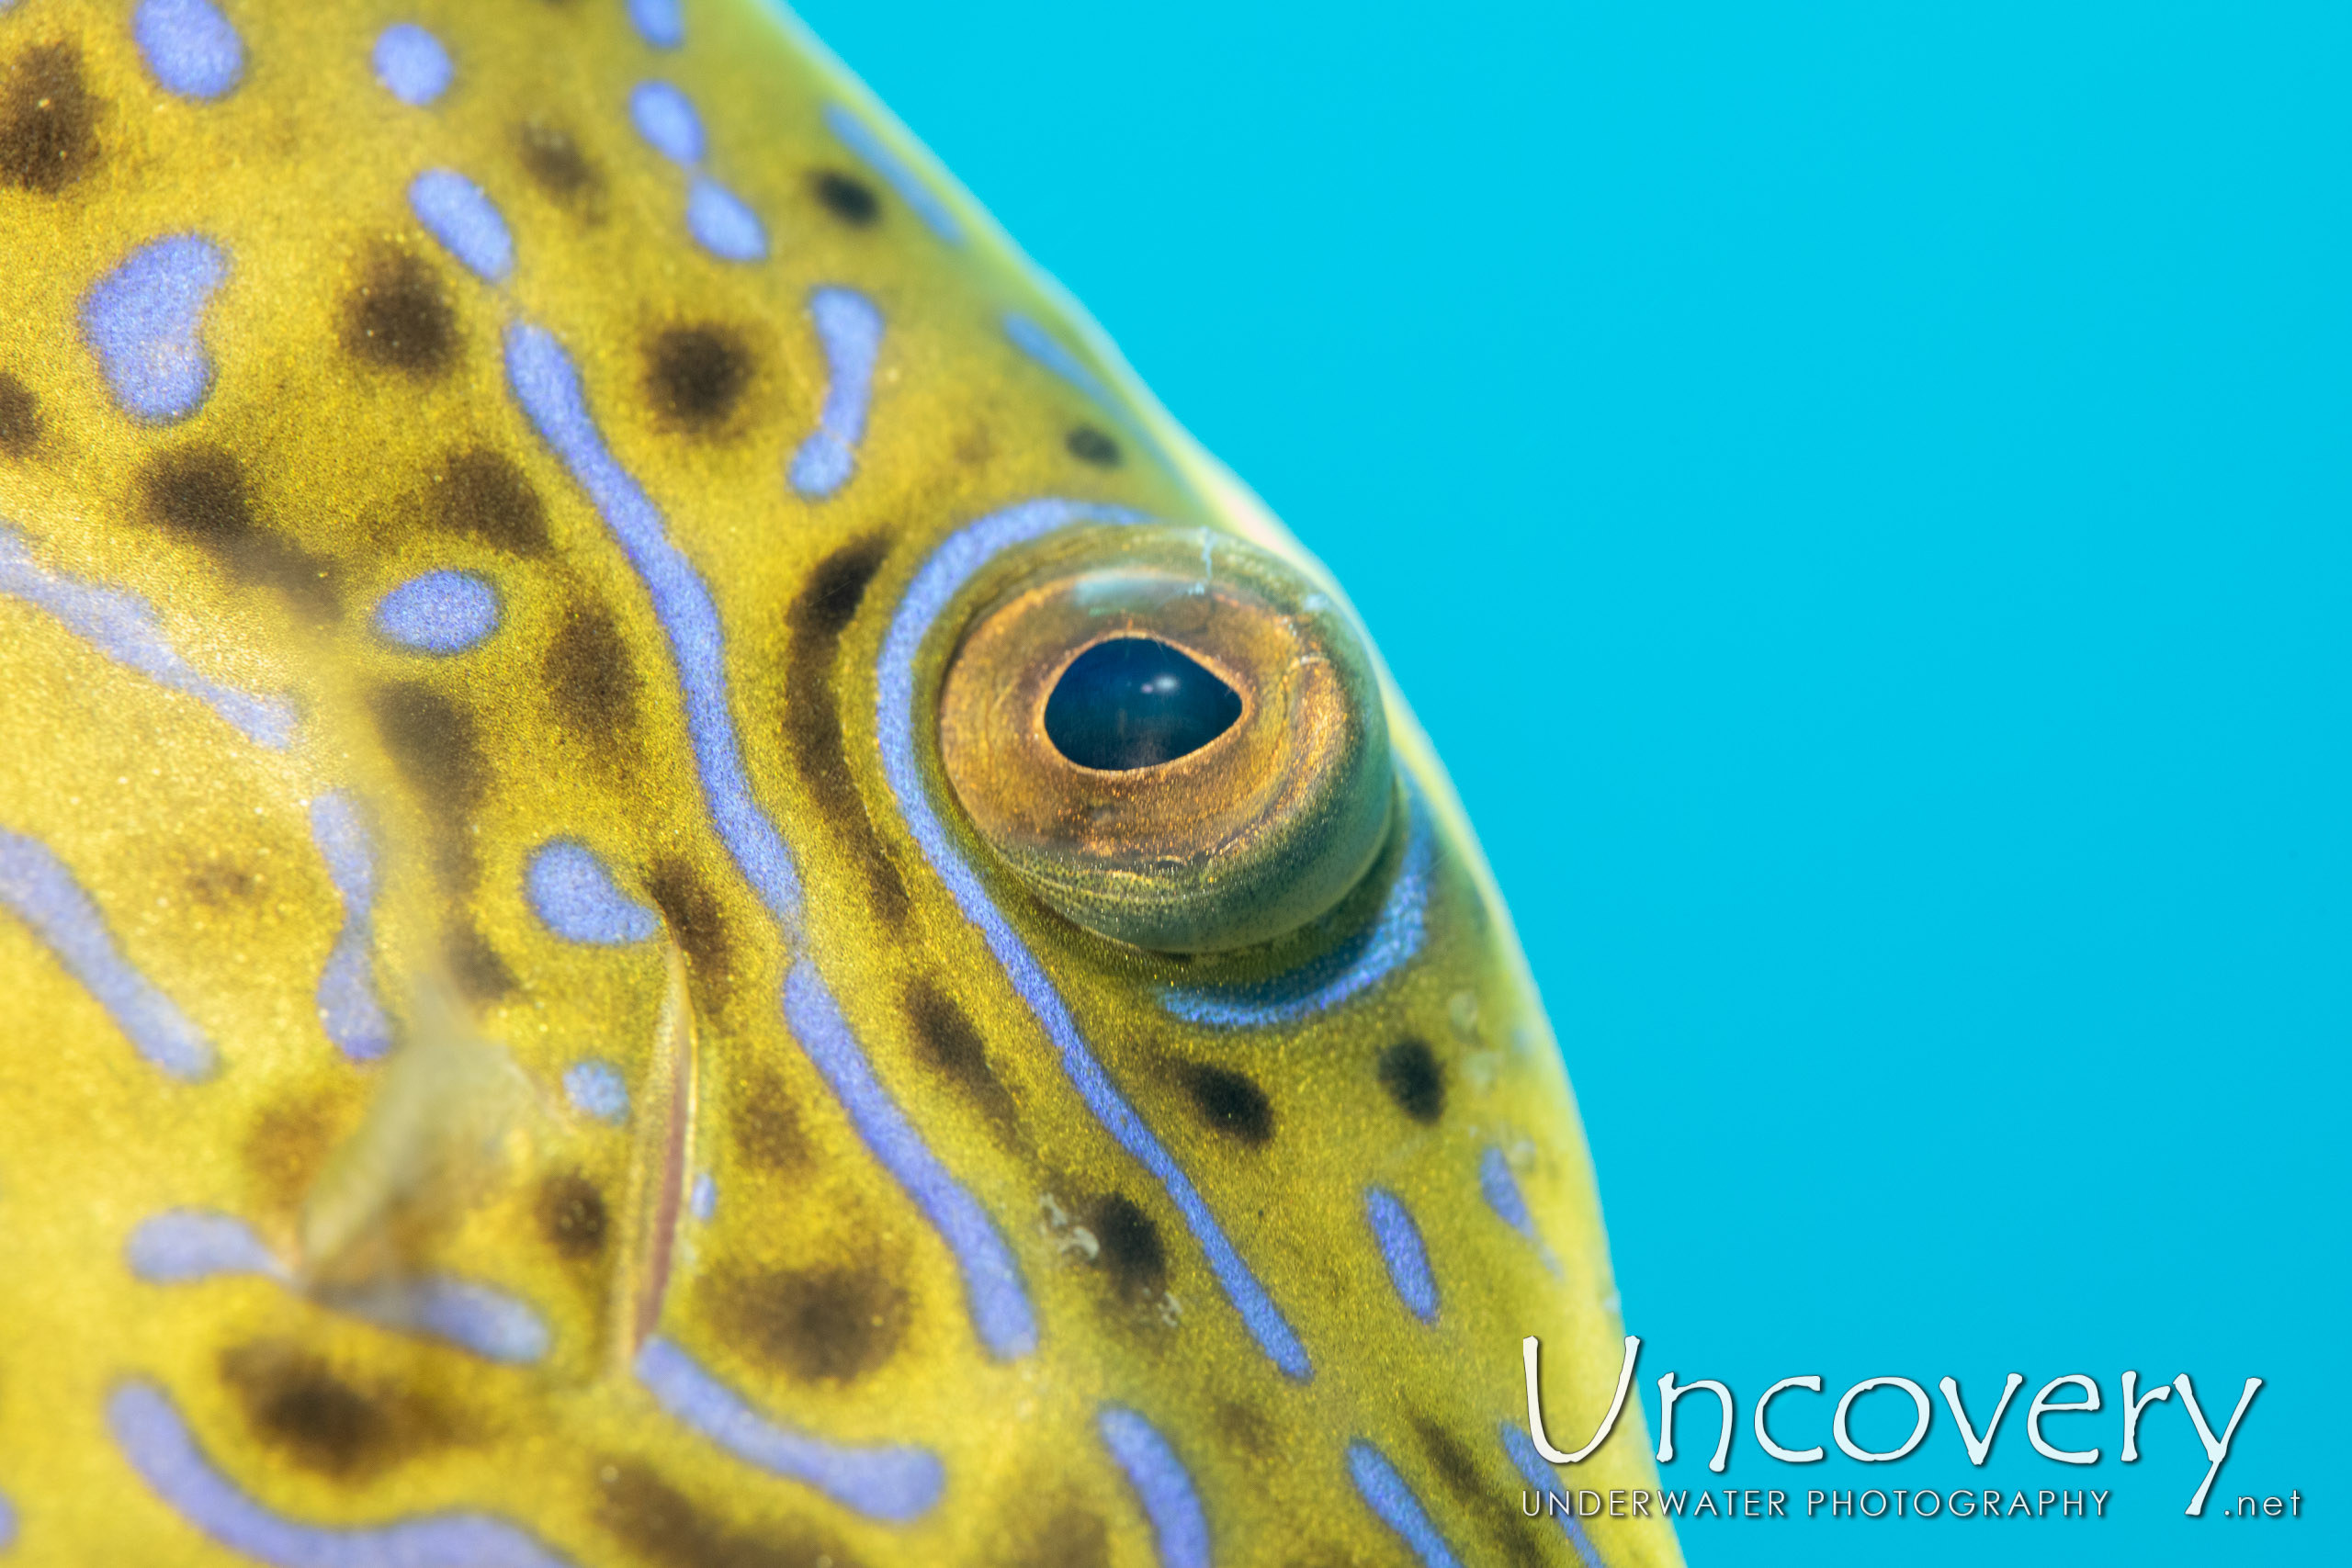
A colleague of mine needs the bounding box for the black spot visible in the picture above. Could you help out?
[444,922,515,999]
[537,1170,608,1259]
[595,1461,863,1568]
[645,857,729,981]
[1413,1416,1484,1504]
[2,42,100,195]
[344,247,458,377]
[1021,1508,1111,1568]
[645,325,752,434]
[721,1265,909,1383]
[514,120,603,211]
[729,1061,807,1172]
[811,169,878,225]
[1181,1064,1272,1145]
[906,979,1021,1136]
[0,371,40,457]
[1377,1038,1445,1124]
[219,1340,442,1479]
[1066,425,1121,468]
[368,682,487,810]
[433,446,548,555]
[543,602,642,742]
[783,537,910,925]
[138,446,340,619]
[1088,1194,1166,1300]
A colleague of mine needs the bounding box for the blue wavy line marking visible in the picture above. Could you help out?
[409,171,514,284]
[126,1210,552,1364]
[1365,1188,1439,1325]
[628,0,684,50]
[79,234,228,424]
[634,1337,944,1523]
[371,24,451,107]
[627,81,765,260]
[1161,791,1430,1029]
[309,793,392,1062]
[0,827,214,1081]
[685,178,767,261]
[505,321,1033,1360]
[320,1279,550,1365]
[0,523,296,748]
[821,104,964,244]
[1347,1440,1463,1568]
[875,501,1314,1381]
[133,0,243,101]
[0,1488,15,1551]
[127,1211,289,1284]
[1477,1145,1560,1273]
[1498,1422,1604,1568]
[629,81,704,165]
[783,961,1035,1358]
[372,570,499,653]
[1097,1406,1211,1568]
[526,840,659,944]
[109,1382,577,1567]
[788,288,883,500]
[504,323,802,920]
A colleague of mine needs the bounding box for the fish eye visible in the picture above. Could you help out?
[938,525,1394,953]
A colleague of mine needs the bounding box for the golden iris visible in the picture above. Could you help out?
[938,525,1393,953]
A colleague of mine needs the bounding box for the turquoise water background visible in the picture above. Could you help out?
[793,3,2347,1562]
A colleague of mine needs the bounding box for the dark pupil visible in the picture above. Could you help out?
[1043,637,1243,771]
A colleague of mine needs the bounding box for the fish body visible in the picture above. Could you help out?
[0,3,1679,1564]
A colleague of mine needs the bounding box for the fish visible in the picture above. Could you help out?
[0,2,1681,1563]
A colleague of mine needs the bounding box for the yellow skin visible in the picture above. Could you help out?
[0,2,1682,1564]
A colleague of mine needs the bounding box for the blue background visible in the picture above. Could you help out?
[792,3,2347,1562]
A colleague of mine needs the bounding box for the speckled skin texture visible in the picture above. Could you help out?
[0,3,1681,1563]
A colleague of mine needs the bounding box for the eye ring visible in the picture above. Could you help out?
[938,525,1393,953]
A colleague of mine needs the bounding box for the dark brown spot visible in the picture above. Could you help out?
[719,1264,908,1383]
[783,537,910,924]
[344,247,458,377]
[2,43,101,195]
[1066,426,1121,468]
[185,852,262,907]
[645,325,752,434]
[138,446,339,619]
[645,857,729,981]
[905,979,1020,1137]
[369,682,487,810]
[595,1461,863,1568]
[241,1094,354,1214]
[1020,1508,1111,1568]
[443,922,515,999]
[543,602,642,741]
[0,371,41,457]
[1415,1416,1547,1566]
[811,169,878,226]
[514,120,603,211]
[1218,1402,1276,1457]
[1378,1038,1445,1124]
[433,446,548,555]
[537,1170,609,1259]
[1182,1064,1272,1145]
[1088,1194,1166,1301]
[727,1060,807,1172]
[219,1340,444,1479]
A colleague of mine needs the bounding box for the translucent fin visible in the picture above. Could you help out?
[297,977,532,1290]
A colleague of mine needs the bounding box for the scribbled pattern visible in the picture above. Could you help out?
[0,1,1650,1563]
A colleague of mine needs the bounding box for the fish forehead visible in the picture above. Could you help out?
[0,3,1670,1565]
